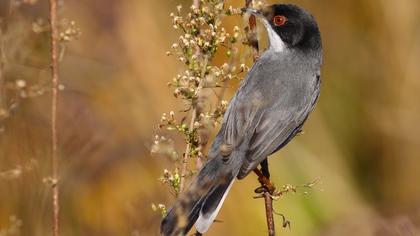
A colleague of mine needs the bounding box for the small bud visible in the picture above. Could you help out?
[226,50,232,57]
[173,88,181,97]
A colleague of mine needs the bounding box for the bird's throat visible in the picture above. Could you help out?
[263,21,286,52]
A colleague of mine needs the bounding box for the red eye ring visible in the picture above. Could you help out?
[273,15,287,26]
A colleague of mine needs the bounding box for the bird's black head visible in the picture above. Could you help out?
[251,4,322,51]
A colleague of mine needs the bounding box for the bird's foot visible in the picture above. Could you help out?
[254,187,289,201]
[253,168,276,195]
[254,178,276,194]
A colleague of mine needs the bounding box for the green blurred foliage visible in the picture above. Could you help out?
[0,0,420,235]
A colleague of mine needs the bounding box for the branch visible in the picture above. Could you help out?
[245,1,275,235]
[0,28,5,114]
[264,193,276,236]
[179,109,197,193]
[49,0,60,235]
[179,53,209,193]
[179,0,206,194]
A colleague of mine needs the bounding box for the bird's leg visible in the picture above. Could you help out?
[261,159,270,179]
[253,159,276,194]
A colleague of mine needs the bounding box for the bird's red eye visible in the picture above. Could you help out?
[273,15,287,26]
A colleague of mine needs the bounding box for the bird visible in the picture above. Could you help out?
[161,3,323,236]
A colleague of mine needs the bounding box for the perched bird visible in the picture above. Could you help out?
[161,4,323,236]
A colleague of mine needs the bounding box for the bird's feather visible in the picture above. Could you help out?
[218,49,321,179]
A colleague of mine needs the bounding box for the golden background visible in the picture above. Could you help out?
[0,0,420,235]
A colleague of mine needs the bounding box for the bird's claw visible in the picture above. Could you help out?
[253,183,280,200]
[254,186,267,194]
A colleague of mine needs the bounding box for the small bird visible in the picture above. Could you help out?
[161,4,323,236]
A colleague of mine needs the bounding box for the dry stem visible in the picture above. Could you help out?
[0,29,5,112]
[264,193,275,236]
[179,110,197,193]
[179,53,209,192]
[49,0,60,235]
[179,0,209,192]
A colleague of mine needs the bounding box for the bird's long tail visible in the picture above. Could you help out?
[160,155,240,236]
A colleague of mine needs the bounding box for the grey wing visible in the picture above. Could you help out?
[236,74,320,179]
[217,59,270,151]
[218,56,321,179]
[215,55,320,179]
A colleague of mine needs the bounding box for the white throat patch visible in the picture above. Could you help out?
[262,20,286,52]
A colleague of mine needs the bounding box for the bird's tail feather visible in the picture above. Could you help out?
[160,156,238,236]
[195,177,234,233]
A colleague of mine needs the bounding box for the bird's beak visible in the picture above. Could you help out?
[241,8,264,18]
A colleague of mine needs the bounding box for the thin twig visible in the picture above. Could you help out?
[194,55,209,170]
[179,109,197,193]
[255,168,276,236]
[49,0,60,235]
[179,0,202,193]
[179,54,209,192]
[192,0,216,171]
[264,193,275,235]
[0,28,5,112]
[245,1,275,235]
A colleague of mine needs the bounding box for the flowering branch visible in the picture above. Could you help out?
[152,0,243,216]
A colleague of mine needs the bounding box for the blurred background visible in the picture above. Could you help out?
[1,0,420,235]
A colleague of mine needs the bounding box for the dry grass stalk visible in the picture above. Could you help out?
[48,0,60,235]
